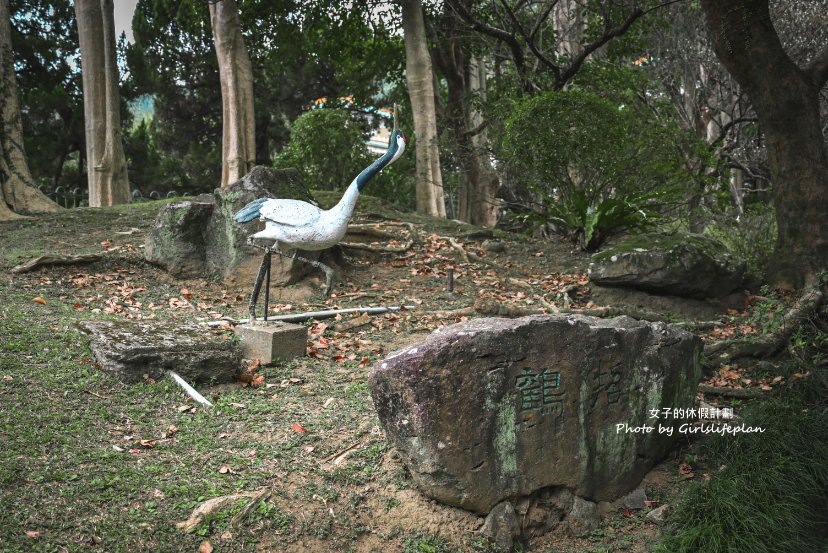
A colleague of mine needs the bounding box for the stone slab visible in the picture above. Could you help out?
[369,314,702,513]
[79,319,242,384]
[234,321,307,363]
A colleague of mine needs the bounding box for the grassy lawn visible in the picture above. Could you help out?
[1,199,823,552]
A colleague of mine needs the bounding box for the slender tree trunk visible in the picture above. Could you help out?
[700,0,828,288]
[402,0,446,217]
[436,23,498,226]
[554,0,584,59]
[74,0,130,207]
[0,0,60,220]
[209,0,255,188]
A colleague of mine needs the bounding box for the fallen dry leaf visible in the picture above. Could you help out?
[199,540,213,553]
[291,423,307,433]
[32,297,46,304]
[25,530,39,538]
[218,465,232,474]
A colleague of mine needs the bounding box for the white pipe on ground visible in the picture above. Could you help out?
[205,305,416,327]
[168,371,213,407]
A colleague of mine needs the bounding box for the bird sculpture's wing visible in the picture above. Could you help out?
[259,199,322,227]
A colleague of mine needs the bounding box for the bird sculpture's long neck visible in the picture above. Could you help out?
[326,132,404,223]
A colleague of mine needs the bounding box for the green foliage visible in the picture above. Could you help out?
[273,108,416,207]
[273,109,372,191]
[499,90,694,251]
[656,400,828,553]
[10,0,84,190]
[123,120,164,194]
[126,0,404,194]
[704,203,777,282]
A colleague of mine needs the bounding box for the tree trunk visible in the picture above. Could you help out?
[435,20,498,226]
[402,0,446,217]
[74,0,130,208]
[209,0,255,188]
[700,0,828,288]
[0,0,60,220]
[554,0,584,59]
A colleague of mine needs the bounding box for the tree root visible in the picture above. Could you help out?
[703,286,824,368]
[176,490,265,532]
[11,253,102,274]
[340,239,415,253]
[427,300,682,323]
[698,384,767,399]
[341,222,419,254]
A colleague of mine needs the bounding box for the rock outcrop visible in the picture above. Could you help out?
[369,314,702,513]
[145,166,320,287]
[588,234,746,298]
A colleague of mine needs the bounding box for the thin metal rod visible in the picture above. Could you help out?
[168,371,213,407]
[249,250,271,322]
[208,305,416,327]
[263,253,271,321]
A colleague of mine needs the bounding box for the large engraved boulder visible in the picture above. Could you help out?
[145,166,320,287]
[369,315,702,513]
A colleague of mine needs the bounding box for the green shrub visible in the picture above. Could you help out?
[499,90,696,251]
[274,108,415,209]
[704,203,777,281]
[274,108,373,191]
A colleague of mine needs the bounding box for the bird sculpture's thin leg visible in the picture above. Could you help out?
[270,250,335,298]
[263,251,271,321]
[248,248,272,323]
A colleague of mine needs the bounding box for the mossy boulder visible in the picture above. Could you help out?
[145,166,320,287]
[588,233,746,299]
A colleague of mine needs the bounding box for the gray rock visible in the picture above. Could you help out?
[145,166,320,287]
[623,487,648,510]
[144,199,215,277]
[646,503,670,524]
[481,501,521,551]
[522,488,573,534]
[369,314,702,513]
[589,234,746,299]
[568,496,600,534]
[79,319,242,384]
[482,239,506,253]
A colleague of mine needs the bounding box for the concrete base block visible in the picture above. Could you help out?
[235,321,307,364]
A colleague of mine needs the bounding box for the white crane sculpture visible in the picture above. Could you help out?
[234,112,407,321]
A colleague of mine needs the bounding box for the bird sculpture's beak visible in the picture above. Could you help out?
[392,103,399,134]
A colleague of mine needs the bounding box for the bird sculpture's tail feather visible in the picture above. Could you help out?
[234,197,268,223]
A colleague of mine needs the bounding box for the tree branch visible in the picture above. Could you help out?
[529,0,558,43]
[557,8,645,87]
[498,0,561,82]
[805,44,828,89]
[709,116,759,147]
[446,0,533,90]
